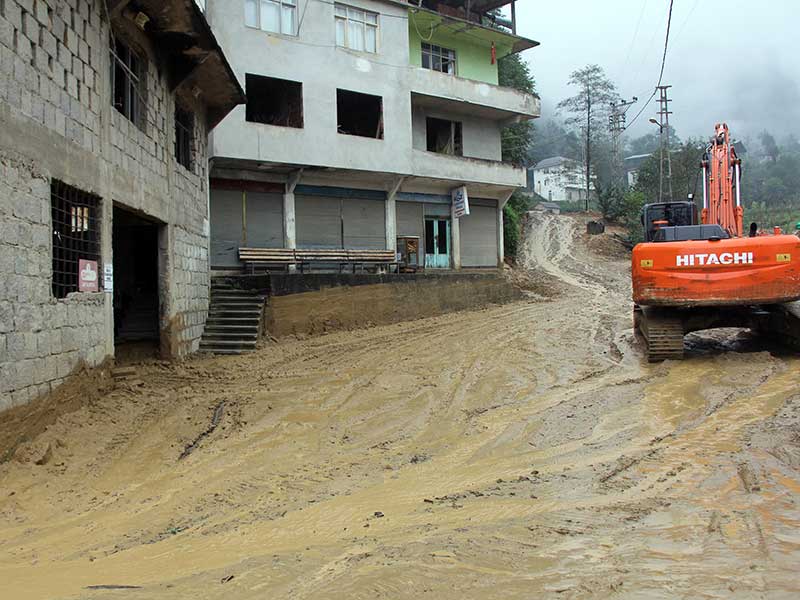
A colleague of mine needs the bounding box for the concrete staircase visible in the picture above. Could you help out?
[199,281,267,355]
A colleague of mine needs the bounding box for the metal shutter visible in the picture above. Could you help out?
[343,198,385,249]
[246,192,283,248]
[397,201,423,238]
[296,195,342,248]
[210,189,244,267]
[459,205,497,267]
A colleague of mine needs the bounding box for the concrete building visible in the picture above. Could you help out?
[0,0,243,410]
[527,156,593,203]
[203,0,540,271]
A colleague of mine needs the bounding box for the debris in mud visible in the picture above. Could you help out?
[221,575,235,584]
[179,401,226,460]
[85,584,142,590]
[409,453,429,464]
[737,462,761,493]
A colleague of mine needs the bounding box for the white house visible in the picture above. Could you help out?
[527,156,592,202]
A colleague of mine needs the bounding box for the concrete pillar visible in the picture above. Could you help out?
[283,191,296,249]
[451,205,461,270]
[385,177,404,252]
[497,202,505,267]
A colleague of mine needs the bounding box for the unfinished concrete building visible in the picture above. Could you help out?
[203,0,539,272]
[0,0,244,410]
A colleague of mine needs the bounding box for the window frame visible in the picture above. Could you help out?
[421,42,457,75]
[51,180,102,299]
[245,0,298,36]
[174,103,195,171]
[334,3,379,54]
[110,36,147,131]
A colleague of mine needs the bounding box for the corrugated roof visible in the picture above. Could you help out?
[532,156,571,170]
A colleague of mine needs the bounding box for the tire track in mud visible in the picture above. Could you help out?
[1,214,799,599]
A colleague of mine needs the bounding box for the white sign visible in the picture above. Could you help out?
[103,263,114,292]
[451,186,470,218]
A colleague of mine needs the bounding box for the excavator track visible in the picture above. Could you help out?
[637,307,685,362]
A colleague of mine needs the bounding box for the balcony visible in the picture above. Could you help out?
[409,70,540,122]
[411,149,525,188]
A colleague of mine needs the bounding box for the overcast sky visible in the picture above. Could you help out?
[509,0,800,145]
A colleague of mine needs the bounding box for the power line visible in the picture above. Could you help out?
[624,0,675,133]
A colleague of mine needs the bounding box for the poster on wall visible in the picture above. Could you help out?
[103,263,114,293]
[451,186,470,218]
[78,260,99,292]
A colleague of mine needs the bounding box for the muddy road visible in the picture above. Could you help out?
[1,214,799,599]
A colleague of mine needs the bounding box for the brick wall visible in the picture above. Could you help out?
[0,0,215,411]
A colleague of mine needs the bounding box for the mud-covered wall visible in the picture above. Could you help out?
[264,273,524,337]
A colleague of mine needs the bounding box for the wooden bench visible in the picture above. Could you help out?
[239,247,397,274]
[239,247,298,273]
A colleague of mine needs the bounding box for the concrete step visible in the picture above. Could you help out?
[208,308,263,316]
[210,294,266,303]
[199,347,252,355]
[204,324,259,333]
[202,330,258,340]
[205,316,261,324]
[199,341,257,352]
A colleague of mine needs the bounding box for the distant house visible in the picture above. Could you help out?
[527,157,593,202]
[624,153,652,187]
[532,202,561,215]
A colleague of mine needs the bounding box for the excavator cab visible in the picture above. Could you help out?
[641,201,698,242]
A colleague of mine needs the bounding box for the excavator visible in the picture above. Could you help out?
[632,123,800,361]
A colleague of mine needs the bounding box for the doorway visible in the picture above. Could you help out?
[112,206,162,361]
[424,218,450,269]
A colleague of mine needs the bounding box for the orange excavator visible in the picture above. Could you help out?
[632,123,800,361]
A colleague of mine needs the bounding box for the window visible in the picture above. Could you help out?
[421,43,456,75]
[245,0,296,36]
[175,103,194,170]
[245,74,304,128]
[110,37,146,130]
[51,180,101,299]
[426,117,462,156]
[336,89,383,139]
[335,4,378,53]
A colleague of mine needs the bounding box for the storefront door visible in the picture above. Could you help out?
[424,218,450,269]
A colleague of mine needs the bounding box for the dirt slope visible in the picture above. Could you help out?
[1,213,798,599]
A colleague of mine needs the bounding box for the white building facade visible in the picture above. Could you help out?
[203,0,540,270]
[528,156,593,203]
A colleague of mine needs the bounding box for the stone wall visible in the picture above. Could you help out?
[0,0,216,411]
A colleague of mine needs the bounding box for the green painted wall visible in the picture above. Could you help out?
[408,20,512,85]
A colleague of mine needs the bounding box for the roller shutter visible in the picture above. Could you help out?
[459,205,497,267]
[296,195,342,248]
[245,192,283,248]
[343,198,385,249]
[397,201,423,238]
[210,189,244,267]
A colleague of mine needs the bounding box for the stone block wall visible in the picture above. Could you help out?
[0,0,218,411]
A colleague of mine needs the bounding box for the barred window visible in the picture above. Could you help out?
[111,36,147,130]
[421,43,456,75]
[51,181,101,299]
[175,103,194,170]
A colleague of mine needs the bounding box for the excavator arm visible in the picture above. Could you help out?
[700,123,743,237]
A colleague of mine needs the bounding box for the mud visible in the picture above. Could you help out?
[1,213,799,599]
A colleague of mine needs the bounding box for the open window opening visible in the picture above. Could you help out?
[336,89,383,139]
[52,181,102,299]
[110,36,147,131]
[245,73,304,128]
[421,42,456,74]
[175,103,194,169]
[426,117,462,155]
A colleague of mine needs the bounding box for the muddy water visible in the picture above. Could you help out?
[1,214,798,599]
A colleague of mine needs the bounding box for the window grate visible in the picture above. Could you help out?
[175,103,194,170]
[51,180,101,299]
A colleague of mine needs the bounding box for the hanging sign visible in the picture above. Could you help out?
[78,260,99,292]
[103,263,114,293]
[451,186,470,218]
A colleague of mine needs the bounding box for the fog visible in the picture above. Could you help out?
[511,0,800,144]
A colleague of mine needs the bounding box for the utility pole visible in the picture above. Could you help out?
[608,97,637,186]
[585,93,591,211]
[655,85,674,202]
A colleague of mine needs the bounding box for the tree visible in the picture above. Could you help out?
[626,125,680,156]
[527,119,581,165]
[759,131,779,162]
[557,65,617,210]
[498,53,536,166]
[497,53,536,260]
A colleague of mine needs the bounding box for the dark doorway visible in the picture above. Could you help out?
[113,206,162,361]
